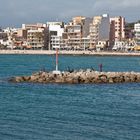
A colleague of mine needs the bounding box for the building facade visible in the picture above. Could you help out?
[89,14,110,49]
[134,23,140,45]
[62,24,82,50]
[47,22,64,50]
[22,23,48,49]
[110,16,125,43]
[72,16,85,25]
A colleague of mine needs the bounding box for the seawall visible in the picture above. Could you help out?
[9,70,140,84]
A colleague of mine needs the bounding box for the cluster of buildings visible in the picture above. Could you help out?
[0,14,140,51]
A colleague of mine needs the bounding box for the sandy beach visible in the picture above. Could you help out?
[0,50,140,56]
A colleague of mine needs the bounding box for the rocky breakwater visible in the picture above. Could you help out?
[9,69,140,84]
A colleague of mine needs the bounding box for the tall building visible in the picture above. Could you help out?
[82,17,93,37]
[61,17,87,50]
[47,22,64,50]
[81,18,93,50]
[22,23,48,49]
[134,23,140,45]
[110,16,125,43]
[89,14,110,49]
[98,14,110,41]
[63,24,82,49]
[89,16,102,48]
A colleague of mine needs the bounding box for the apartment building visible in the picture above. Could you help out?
[61,16,92,50]
[110,16,125,43]
[63,24,82,50]
[134,23,140,45]
[89,16,101,48]
[82,18,93,38]
[62,15,110,50]
[89,14,110,49]
[22,23,48,49]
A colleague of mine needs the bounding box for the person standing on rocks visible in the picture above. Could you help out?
[99,64,103,72]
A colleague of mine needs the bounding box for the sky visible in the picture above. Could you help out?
[0,0,140,27]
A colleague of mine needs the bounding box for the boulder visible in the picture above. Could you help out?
[23,76,30,81]
[136,74,140,82]
[15,76,25,82]
[108,77,114,83]
[65,77,74,84]
[30,75,39,82]
[98,75,108,83]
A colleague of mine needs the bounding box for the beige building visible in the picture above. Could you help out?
[89,14,110,49]
[72,16,85,25]
[61,17,86,50]
[62,16,93,50]
[62,15,110,50]
[63,24,82,49]
[22,23,48,49]
[17,29,27,39]
[89,16,102,48]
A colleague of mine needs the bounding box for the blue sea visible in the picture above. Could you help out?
[0,54,140,140]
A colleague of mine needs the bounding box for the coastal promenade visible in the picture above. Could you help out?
[0,50,140,56]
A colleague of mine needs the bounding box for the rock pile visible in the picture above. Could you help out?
[9,69,140,84]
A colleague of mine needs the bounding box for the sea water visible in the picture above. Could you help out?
[0,55,140,140]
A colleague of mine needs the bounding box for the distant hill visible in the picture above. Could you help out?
[126,20,140,29]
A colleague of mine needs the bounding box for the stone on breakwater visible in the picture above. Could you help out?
[9,70,140,84]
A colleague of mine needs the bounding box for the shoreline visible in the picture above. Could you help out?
[0,50,140,56]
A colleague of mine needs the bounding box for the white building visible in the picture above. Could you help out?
[134,23,140,45]
[47,22,64,50]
